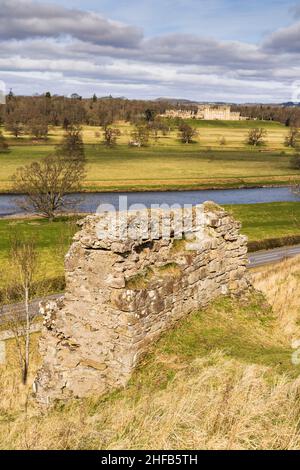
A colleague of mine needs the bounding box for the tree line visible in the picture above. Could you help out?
[0,92,173,139]
[232,104,300,127]
[1,93,300,136]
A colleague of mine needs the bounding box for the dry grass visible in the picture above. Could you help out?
[1,257,300,449]
[252,255,300,341]
[1,353,300,450]
[0,334,40,416]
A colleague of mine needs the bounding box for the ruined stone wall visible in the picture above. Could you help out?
[35,203,250,403]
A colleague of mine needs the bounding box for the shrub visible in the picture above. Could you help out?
[290,154,300,170]
[247,128,267,146]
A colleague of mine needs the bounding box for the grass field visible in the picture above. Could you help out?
[0,216,77,292]
[188,119,284,129]
[0,120,299,192]
[1,257,300,449]
[0,201,299,293]
[228,202,300,240]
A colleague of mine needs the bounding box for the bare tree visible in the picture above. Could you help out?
[26,117,49,140]
[129,124,150,147]
[287,128,300,171]
[12,153,86,220]
[178,122,198,144]
[5,113,24,138]
[147,118,169,142]
[247,128,267,146]
[102,126,121,147]
[290,154,300,170]
[285,128,299,148]
[56,125,85,160]
[6,237,38,385]
[0,131,9,152]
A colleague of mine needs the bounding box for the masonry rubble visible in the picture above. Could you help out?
[35,202,250,403]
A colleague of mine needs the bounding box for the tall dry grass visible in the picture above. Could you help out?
[1,352,300,450]
[252,255,300,340]
[1,257,300,449]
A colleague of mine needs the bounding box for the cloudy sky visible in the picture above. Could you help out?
[1,0,300,102]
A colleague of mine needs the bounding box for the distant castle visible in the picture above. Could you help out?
[163,105,245,121]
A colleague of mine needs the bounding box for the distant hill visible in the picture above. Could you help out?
[155,97,199,105]
[156,99,300,108]
[281,102,300,107]
[155,98,238,106]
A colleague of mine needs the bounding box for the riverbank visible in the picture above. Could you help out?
[0,176,299,195]
[82,176,300,193]
[0,174,300,196]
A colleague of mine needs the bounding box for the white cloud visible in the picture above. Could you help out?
[263,21,300,53]
[0,0,299,102]
[0,0,142,47]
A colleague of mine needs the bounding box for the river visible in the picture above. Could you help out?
[0,186,299,217]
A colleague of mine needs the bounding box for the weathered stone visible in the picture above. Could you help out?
[105,274,126,289]
[35,202,250,404]
[80,359,108,371]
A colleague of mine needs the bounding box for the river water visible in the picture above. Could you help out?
[0,186,299,217]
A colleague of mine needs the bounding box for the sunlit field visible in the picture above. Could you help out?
[0,120,298,192]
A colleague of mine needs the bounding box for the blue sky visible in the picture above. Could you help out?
[36,0,296,41]
[1,0,300,102]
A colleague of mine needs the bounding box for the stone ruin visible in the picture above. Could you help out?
[35,202,250,404]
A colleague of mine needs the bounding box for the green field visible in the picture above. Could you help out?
[0,120,299,192]
[0,201,299,292]
[187,119,284,129]
[228,202,300,241]
[0,216,77,292]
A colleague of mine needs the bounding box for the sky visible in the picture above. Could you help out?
[1,0,300,102]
